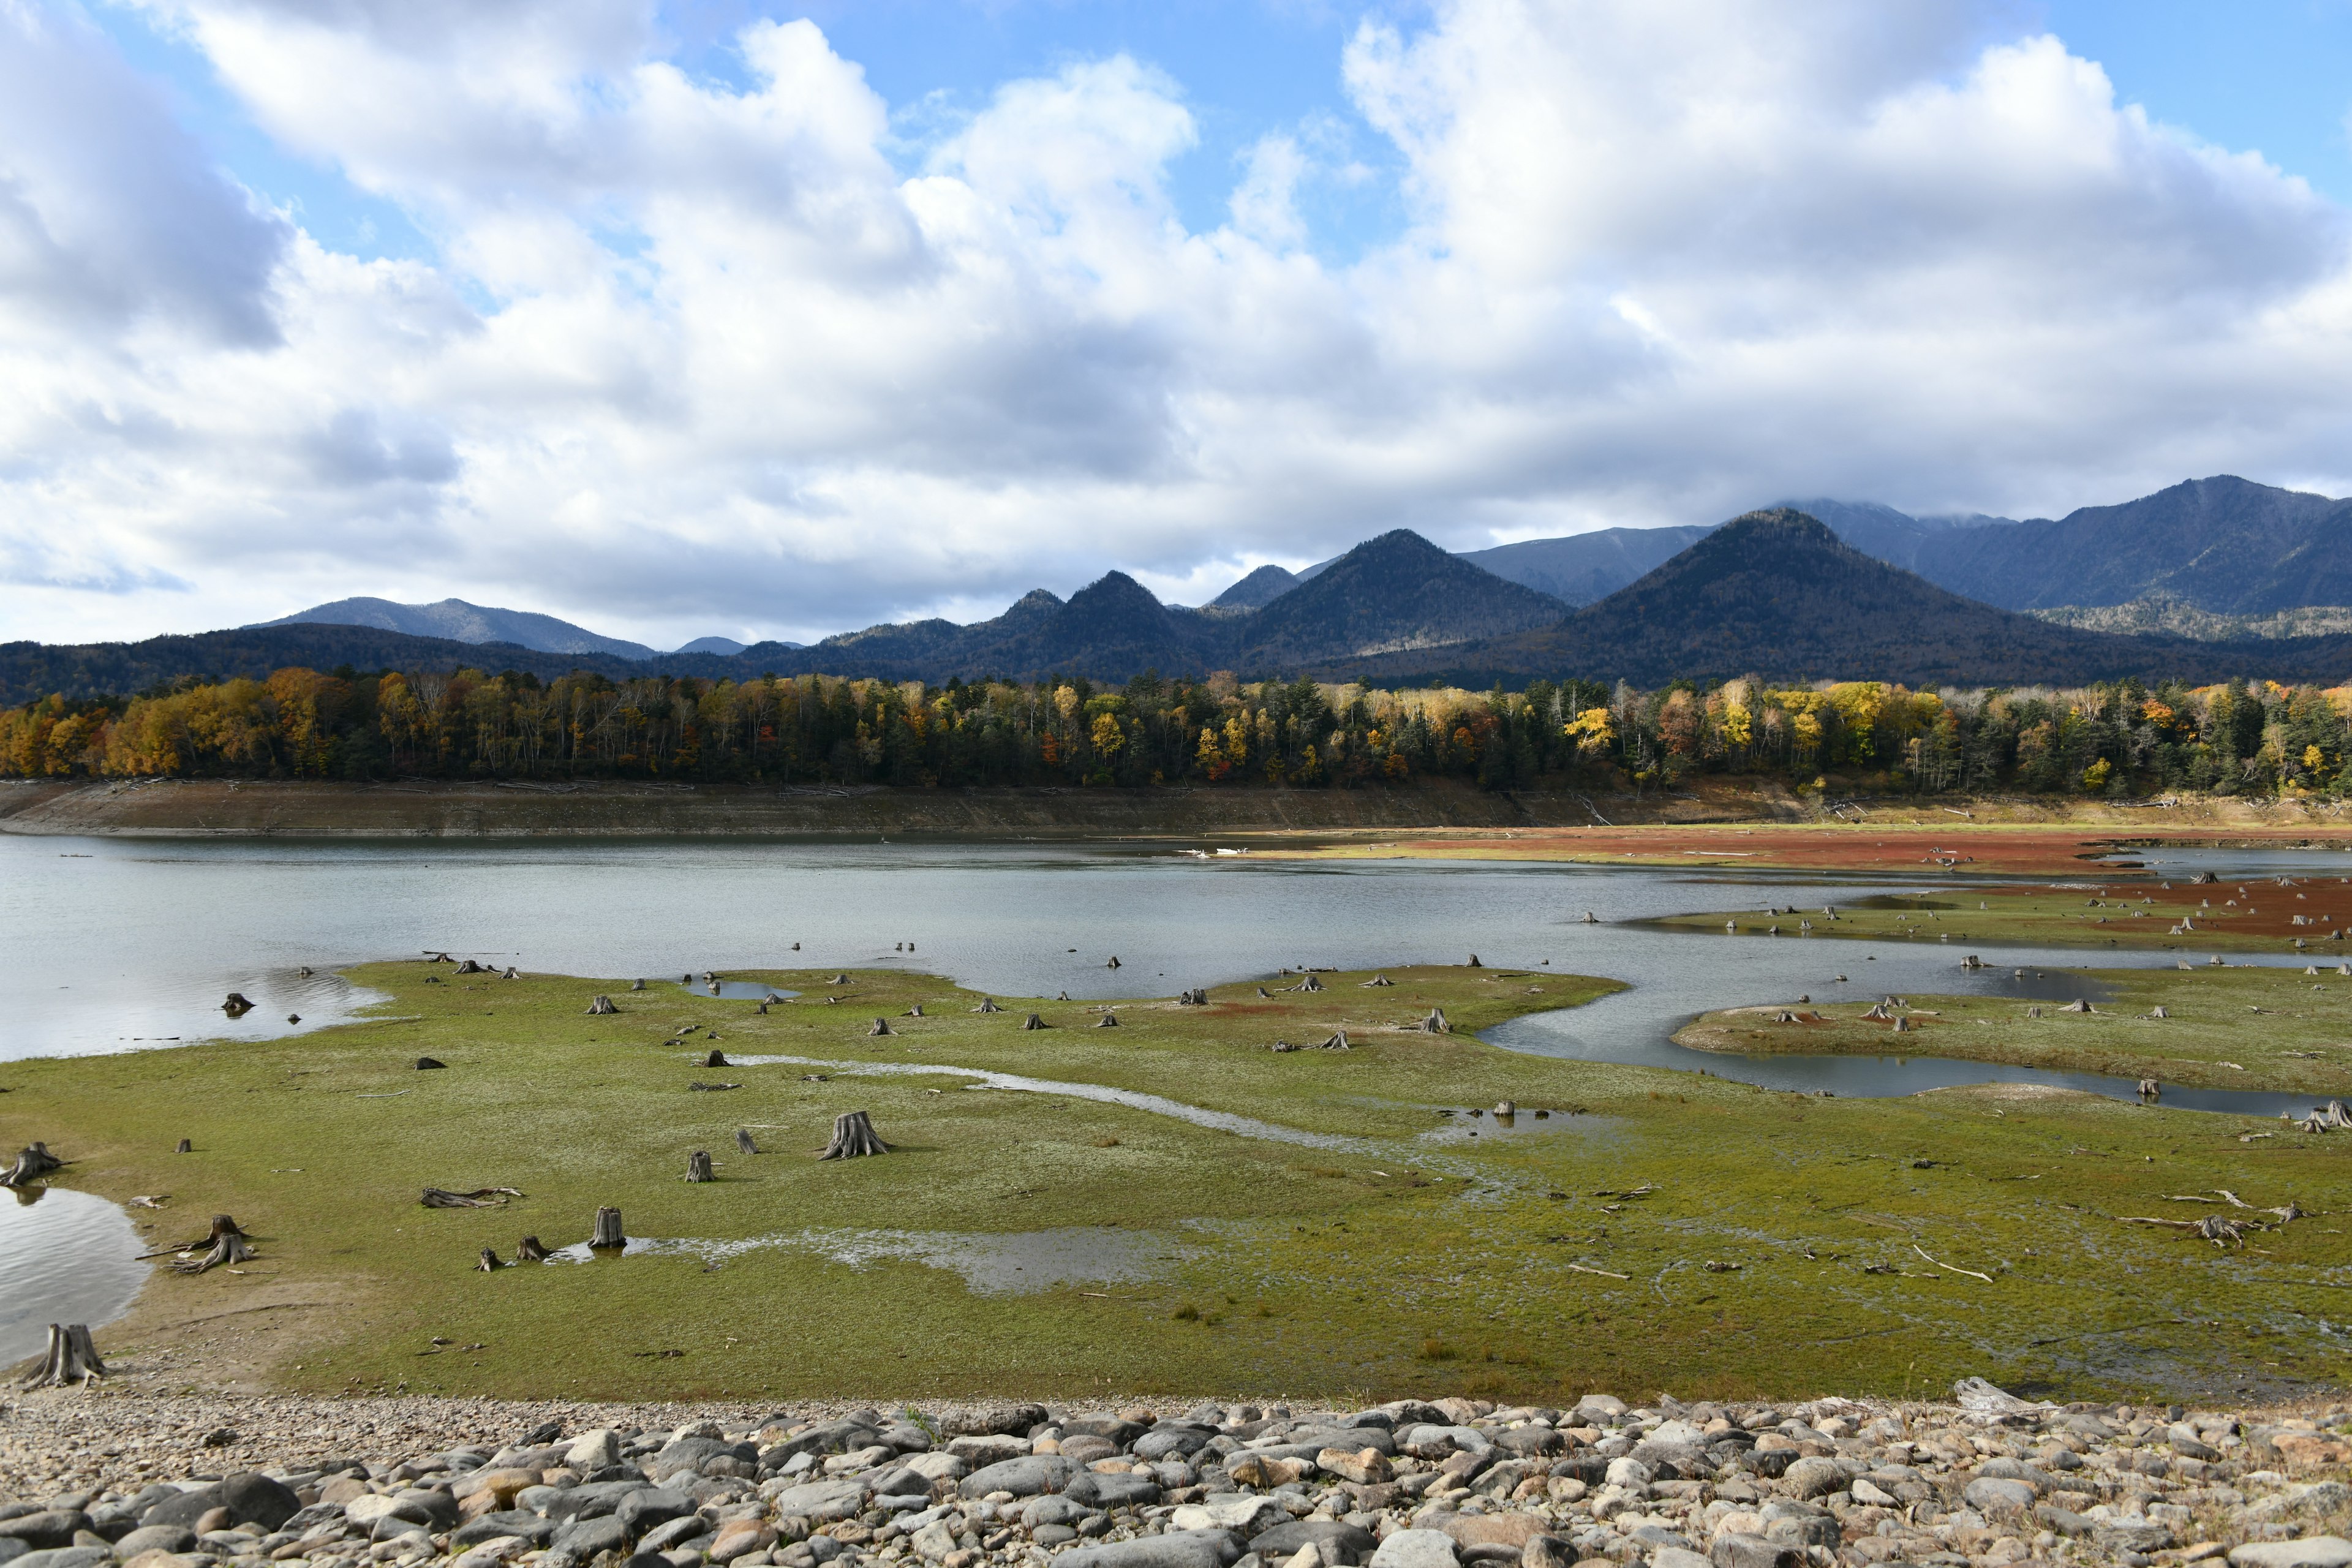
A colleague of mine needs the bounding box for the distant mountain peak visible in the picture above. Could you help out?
[257,595,660,661]
[1210,564,1300,609]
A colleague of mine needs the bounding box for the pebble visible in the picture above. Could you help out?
[6,1390,2352,1568]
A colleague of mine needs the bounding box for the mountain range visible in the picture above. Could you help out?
[12,475,2352,704]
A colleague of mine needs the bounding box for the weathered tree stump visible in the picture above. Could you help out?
[630,979,646,992]
[502,966,518,980]
[285,1014,300,1025]
[1055,990,1072,1001]
[2138,1078,2161,1100]
[1256,987,1272,999]
[1,1142,64,1187]
[1093,1012,1119,1028]
[175,1138,192,1155]
[2062,998,2092,1013]
[1022,1013,1046,1030]
[686,1151,714,1183]
[818,1111,890,1160]
[973,998,1004,1013]
[430,952,452,963]
[764,992,787,1005]
[1105,956,1121,968]
[1581,911,1599,923]
[421,1187,520,1208]
[827,974,850,984]
[417,1057,447,1070]
[173,1215,254,1274]
[704,1049,728,1068]
[590,1207,625,1249]
[516,1235,549,1261]
[454,959,484,974]
[905,1005,924,1018]
[18,1324,105,1389]
[1892,1016,1915,1033]
[1467,954,1482,967]
[868,1017,894,1036]
[1416,1008,1450,1034]
[1494,1100,1515,1115]
[735,1129,758,1155]
[1360,975,1393,987]
[585,995,619,1015]
[1322,1030,1349,1050]
[222,993,254,1016]
[476,1248,502,1272]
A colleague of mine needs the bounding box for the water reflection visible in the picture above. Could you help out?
[0,1186,148,1366]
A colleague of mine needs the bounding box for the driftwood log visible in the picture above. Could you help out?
[819,1111,890,1160]
[516,1235,549,1261]
[686,1150,714,1183]
[421,1187,521,1208]
[170,1215,254,1274]
[735,1129,758,1155]
[591,1207,625,1248]
[476,1248,502,1272]
[18,1324,105,1389]
[585,995,619,1015]
[1022,1013,1046,1030]
[1094,1012,1119,1028]
[1,1142,65,1187]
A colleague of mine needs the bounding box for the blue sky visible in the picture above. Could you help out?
[12,0,2352,646]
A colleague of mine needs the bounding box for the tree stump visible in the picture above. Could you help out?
[174,1215,254,1274]
[417,1057,447,1070]
[764,992,787,1005]
[1322,1030,1349,1050]
[735,1129,758,1155]
[1093,1012,1119,1028]
[175,1138,192,1155]
[222,993,254,1016]
[502,966,518,979]
[454,959,484,974]
[516,1235,549,1261]
[818,1111,890,1160]
[1055,990,1072,1001]
[17,1324,105,1389]
[1297,974,1324,992]
[828,974,850,984]
[1494,1099,1515,1115]
[868,1017,894,1036]
[705,1049,728,1068]
[1467,955,1482,967]
[1106,956,1121,968]
[1,1142,64,1187]
[1256,987,1272,998]
[1417,1008,1450,1034]
[591,1207,625,1249]
[687,1151,714,1183]
[2138,1078,2161,1100]
[1022,1013,1046,1030]
[630,979,646,991]
[2062,998,2092,1013]
[585,995,619,1015]
[791,942,800,951]
[973,998,1003,1013]
[1360,975,1393,987]
[1582,911,1599,923]
[905,1005,924,1017]
[431,952,452,963]
[477,1248,503,1272]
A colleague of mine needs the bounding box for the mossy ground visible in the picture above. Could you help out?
[1658,878,2352,956]
[1676,964,2352,1095]
[6,960,2350,1408]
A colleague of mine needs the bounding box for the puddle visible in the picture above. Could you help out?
[669,980,802,1002]
[541,1224,1194,1294]
[724,1054,1368,1150]
[0,1186,149,1367]
[1420,1107,1624,1144]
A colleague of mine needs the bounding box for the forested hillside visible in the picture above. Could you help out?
[6,661,2348,802]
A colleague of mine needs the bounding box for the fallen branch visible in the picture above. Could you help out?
[421,1187,522,1208]
[1565,1262,1629,1280]
[1912,1243,1993,1283]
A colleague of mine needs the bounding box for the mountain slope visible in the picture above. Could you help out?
[1458,526,1714,605]
[259,597,658,660]
[1210,565,1302,608]
[1913,475,2352,612]
[1237,530,1567,666]
[1341,509,2352,687]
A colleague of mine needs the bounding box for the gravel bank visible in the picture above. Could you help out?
[6,1388,2351,1568]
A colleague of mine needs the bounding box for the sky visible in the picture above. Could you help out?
[6,1,2352,650]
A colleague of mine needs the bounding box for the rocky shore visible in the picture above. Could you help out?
[5,1389,2350,1568]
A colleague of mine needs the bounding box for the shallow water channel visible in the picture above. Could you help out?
[3,832,2349,1357]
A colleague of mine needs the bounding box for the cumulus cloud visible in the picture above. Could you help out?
[6,0,2352,647]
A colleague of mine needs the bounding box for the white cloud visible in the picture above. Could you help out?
[7,0,2352,648]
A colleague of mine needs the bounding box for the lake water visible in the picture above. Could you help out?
[4,831,2349,1365]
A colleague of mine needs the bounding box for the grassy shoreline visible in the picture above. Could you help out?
[8,957,2352,1407]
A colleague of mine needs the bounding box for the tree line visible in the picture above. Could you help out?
[3,664,2348,799]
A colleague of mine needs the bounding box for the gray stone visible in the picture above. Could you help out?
[869,1469,932,1498]
[2232,1540,2352,1568]
[452,1513,556,1550]
[956,1455,1076,1499]
[1035,1525,1079,1547]
[0,1519,89,1554]
[1757,1504,1836,1550]
[1777,1458,1846,1500]
[1251,1521,1378,1564]
[1651,1550,1711,1568]
[107,1527,195,1559]
[344,1496,430,1531]
[219,1475,300,1532]
[636,1518,709,1553]
[1058,1417,1148,1449]
[1172,1498,1286,1536]
[760,1423,882,1469]
[1057,1528,1243,1568]
[1062,1472,1162,1510]
[1962,1477,2037,1517]
[908,1521,957,1562]
[1137,1430,1214,1461]
[766,1480,867,1523]
[9,1549,110,1568]
[1370,1531,1460,1568]
[138,1491,222,1534]
[616,1490,695,1534]
[946,1436,1029,1468]
[0,1542,23,1568]
[566,1431,622,1472]
[1491,1430,1563,1458]
[1519,1537,1575,1568]
[1708,1538,1800,1568]
[1603,1458,1652,1490]
[1020,1498,1095,1530]
[552,1515,631,1562]
[2095,1520,2176,1554]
